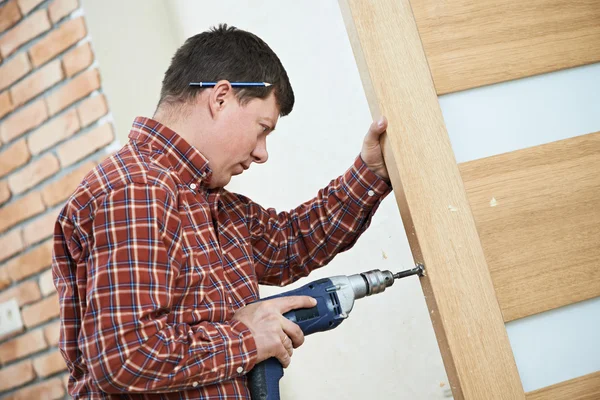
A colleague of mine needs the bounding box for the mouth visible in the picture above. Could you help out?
[232,164,246,176]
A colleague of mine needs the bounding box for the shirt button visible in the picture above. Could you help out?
[192,381,199,387]
[190,183,197,190]
[368,190,375,197]
[237,367,244,374]
[228,297,233,304]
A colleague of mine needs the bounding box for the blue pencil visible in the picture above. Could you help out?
[189,82,271,87]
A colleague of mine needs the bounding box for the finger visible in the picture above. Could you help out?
[364,116,388,146]
[280,315,305,348]
[275,341,291,368]
[272,296,317,314]
[280,332,293,357]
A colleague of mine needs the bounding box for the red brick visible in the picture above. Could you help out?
[38,268,55,296]
[0,139,30,178]
[33,349,67,377]
[22,292,59,328]
[0,229,24,263]
[46,68,99,115]
[29,17,86,67]
[0,329,46,364]
[0,191,45,233]
[62,41,92,77]
[8,153,60,194]
[57,122,112,166]
[0,99,48,143]
[41,160,93,206]
[0,0,22,33]
[17,0,44,15]
[22,208,59,246]
[0,267,10,290]
[0,91,14,119]
[0,360,36,391]
[0,180,11,205]
[3,238,52,282]
[27,108,80,155]
[10,60,63,106]
[48,0,78,24]
[0,52,31,91]
[77,93,107,127]
[0,279,41,307]
[5,377,64,400]
[44,321,60,346]
[0,9,50,58]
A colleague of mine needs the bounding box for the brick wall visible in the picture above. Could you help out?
[0,0,116,398]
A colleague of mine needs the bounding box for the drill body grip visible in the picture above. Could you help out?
[247,277,346,399]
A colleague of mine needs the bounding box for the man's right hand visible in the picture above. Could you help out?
[232,296,317,368]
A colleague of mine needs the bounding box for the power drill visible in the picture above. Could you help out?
[247,265,424,400]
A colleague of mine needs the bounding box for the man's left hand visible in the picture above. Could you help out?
[360,116,389,182]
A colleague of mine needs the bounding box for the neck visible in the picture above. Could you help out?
[153,104,208,149]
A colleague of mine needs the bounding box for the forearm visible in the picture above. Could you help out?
[251,155,391,286]
[87,319,257,393]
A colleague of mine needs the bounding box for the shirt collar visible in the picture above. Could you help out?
[128,117,213,188]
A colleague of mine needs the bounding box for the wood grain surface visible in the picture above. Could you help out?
[460,132,600,322]
[411,0,600,94]
[339,0,525,398]
[526,371,600,400]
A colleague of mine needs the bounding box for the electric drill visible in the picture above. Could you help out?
[247,265,424,400]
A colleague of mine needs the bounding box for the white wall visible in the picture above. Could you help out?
[84,0,600,398]
[81,0,180,145]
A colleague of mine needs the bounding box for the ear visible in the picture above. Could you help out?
[208,80,234,118]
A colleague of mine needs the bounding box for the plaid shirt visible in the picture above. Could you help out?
[52,117,391,399]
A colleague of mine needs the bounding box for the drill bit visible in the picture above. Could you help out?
[393,264,424,280]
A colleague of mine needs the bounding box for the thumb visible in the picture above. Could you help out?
[364,116,388,146]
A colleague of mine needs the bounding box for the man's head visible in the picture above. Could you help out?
[154,24,294,188]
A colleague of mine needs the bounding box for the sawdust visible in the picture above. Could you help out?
[490,197,498,207]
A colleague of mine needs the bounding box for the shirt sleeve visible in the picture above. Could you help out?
[76,183,257,393]
[245,155,392,286]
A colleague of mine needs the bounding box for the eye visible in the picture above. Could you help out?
[261,124,271,133]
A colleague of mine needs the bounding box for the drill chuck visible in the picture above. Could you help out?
[360,269,395,295]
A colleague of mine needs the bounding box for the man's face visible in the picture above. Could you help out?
[204,91,279,188]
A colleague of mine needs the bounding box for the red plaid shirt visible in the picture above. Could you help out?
[52,117,390,399]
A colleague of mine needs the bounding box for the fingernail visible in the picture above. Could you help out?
[378,117,385,127]
[312,298,317,306]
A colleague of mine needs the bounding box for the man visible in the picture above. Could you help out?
[52,24,391,399]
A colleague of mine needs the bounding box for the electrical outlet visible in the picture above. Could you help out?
[0,298,23,337]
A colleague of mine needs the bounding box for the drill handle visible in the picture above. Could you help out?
[247,357,283,400]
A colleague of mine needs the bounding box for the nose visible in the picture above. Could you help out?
[251,137,268,164]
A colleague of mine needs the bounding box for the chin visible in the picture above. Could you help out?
[208,175,231,189]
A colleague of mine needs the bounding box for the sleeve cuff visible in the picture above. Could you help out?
[341,155,391,208]
[214,320,258,380]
